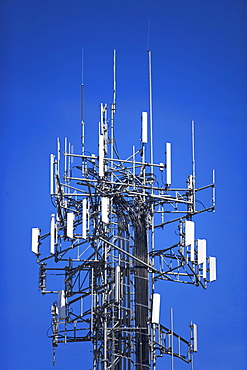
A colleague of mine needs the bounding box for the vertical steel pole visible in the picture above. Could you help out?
[148,50,154,174]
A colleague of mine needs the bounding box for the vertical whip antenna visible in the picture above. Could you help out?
[147,20,151,51]
[113,49,116,109]
[148,50,154,174]
[111,50,116,168]
[192,120,196,212]
[81,49,85,172]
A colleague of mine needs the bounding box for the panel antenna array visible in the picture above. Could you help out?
[31,51,216,369]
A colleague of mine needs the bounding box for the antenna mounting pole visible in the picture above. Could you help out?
[81,49,85,172]
[148,50,154,174]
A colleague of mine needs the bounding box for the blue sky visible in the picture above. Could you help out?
[1,1,247,369]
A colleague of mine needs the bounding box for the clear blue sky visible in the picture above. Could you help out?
[1,1,247,369]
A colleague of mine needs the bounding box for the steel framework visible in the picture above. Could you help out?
[31,51,216,369]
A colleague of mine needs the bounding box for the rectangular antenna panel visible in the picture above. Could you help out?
[166,142,171,186]
[51,303,59,316]
[31,228,40,254]
[50,214,55,254]
[185,220,195,261]
[209,256,217,282]
[197,239,207,278]
[142,112,148,143]
[193,324,198,352]
[51,304,59,316]
[151,293,161,324]
[197,239,206,264]
[188,174,193,190]
[82,198,87,239]
[102,197,109,224]
[50,154,55,195]
[99,133,104,177]
[66,212,74,239]
[58,290,66,319]
[115,265,120,302]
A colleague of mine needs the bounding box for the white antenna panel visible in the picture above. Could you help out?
[102,197,109,224]
[66,212,74,239]
[197,239,206,264]
[31,227,40,254]
[151,293,161,324]
[142,112,148,143]
[50,154,55,195]
[58,290,66,319]
[185,220,195,261]
[197,239,207,278]
[99,133,104,177]
[82,198,87,239]
[209,256,217,282]
[50,214,55,254]
[166,142,171,186]
[193,323,198,352]
[188,174,193,190]
[51,303,59,316]
[115,265,120,302]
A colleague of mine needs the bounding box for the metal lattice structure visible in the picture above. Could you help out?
[31,51,216,369]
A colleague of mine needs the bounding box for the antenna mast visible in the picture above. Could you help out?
[148,50,154,174]
[32,51,217,370]
[192,120,196,213]
[81,48,85,173]
[111,49,116,167]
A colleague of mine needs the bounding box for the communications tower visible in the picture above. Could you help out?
[31,50,216,369]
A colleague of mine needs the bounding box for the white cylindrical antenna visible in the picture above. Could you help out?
[165,142,172,186]
[101,197,109,224]
[64,137,67,160]
[103,104,108,158]
[197,239,206,264]
[197,239,207,279]
[99,104,106,177]
[58,290,66,320]
[64,138,67,181]
[110,50,117,181]
[81,49,85,164]
[81,49,84,121]
[209,256,217,282]
[212,169,216,212]
[99,120,104,178]
[50,214,55,254]
[115,265,120,302]
[132,145,135,181]
[82,198,87,239]
[185,220,195,262]
[113,49,116,111]
[151,293,161,324]
[187,174,193,190]
[148,50,154,173]
[100,103,104,135]
[57,138,60,177]
[66,212,74,239]
[142,112,148,144]
[50,154,55,195]
[31,228,40,254]
[193,323,198,352]
[81,82,84,123]
[67,142,71,193]
[192,120,196,188]
[184,220,195,247]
